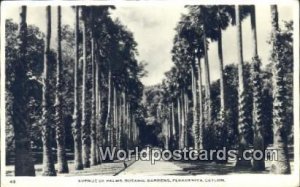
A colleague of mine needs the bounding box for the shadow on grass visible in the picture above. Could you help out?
[169,160,268,175]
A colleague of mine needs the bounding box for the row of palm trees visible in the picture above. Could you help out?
[161,5,291,174]
[12,5,143,176]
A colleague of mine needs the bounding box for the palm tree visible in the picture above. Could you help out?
[177,96,182,148]
[95,42,101,164]
[124,92,129,150]
[12,6,35,176]
[105,65,112,149]
[183,91,188,147]
[120,91,126,150]
[71,6,83,170]
[190,6,213,150]
[170,101,176,149]
[112,84,117,149]
[191,60,199,149]
[179,91,186,148]
[212,6,234,118]
[217,24,225,120]
[81,7,90,168]
[270,5,291,174]
[210,5,235,163]
[54,5,69,173]
[41,6,56,176]
[196,56,204,149]
[202,26,212,130]
[90,8,97,166]
[250,5,265,171]
[235,5,251,168]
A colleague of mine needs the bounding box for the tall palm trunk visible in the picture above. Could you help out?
[191,62,199,149]
[202,22,214,152]
[164,116,170,150]
[41,6,56,176]
[250,5,265,171]
[235,5,251,168]
[125,100,130,150]
[12,6,35,176]
[184,91,188,147]
[130,106,135,147]
[270,5,291,174]
[203,27,213,151]
[132,118,137,145]
[90,28,97,166]
[121,91,126,150]
[123,95,126,150]
[180,91,185,149]
[171,102,176,148]
[55,6,69,173]
[216,24,228,163]
[197,57,204,149]
[95,49,101,164]
[217,26,225,117]
[203,27,212,127]
[177,97,181,148]
[71,6,83,170]
[105,68,112,148]
[113,87,118,150]
[99,69,108,159]
[81,13,90,168]
[111,84,117,150]
[127,103,132,149]
[118,93,121,150]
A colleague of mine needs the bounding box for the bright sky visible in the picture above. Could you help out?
[4,5,294,86]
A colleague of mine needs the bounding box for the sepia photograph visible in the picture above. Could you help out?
[1,0,299,186]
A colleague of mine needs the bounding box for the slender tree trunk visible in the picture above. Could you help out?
[202,26,214,152]
[112,84,117,150]
[81,13,90,168]
[90,29,97,166]
[270,5,291,174]
[191,63,199,149]
[125,100,130,150]
[118,93,121,150]
[55,6,69,173]
[99,70,108,161]
[115,89,120,150]
[105,68,112,148]
[95,48,101,164]
[121,91,126,150]
[164,117,169,150]
[184,91,188,147]
[180,92,185,149]
[41,6,56,176]
[216,24,228,163]
[177,97,181,149]
[71,6,83,171]
[134,113,137,146]
[171,102,176,149]
[250,5,265,171]
[196,57,204,150]
[124,98,127,150]
[127,103,132,149]
[203,27,212,127]
[129,106,134,148]
[235,5,251,168]
[12,6,36,176]
[217,26,225,117]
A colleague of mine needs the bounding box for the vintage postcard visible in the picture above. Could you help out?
[1,0,299,186]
